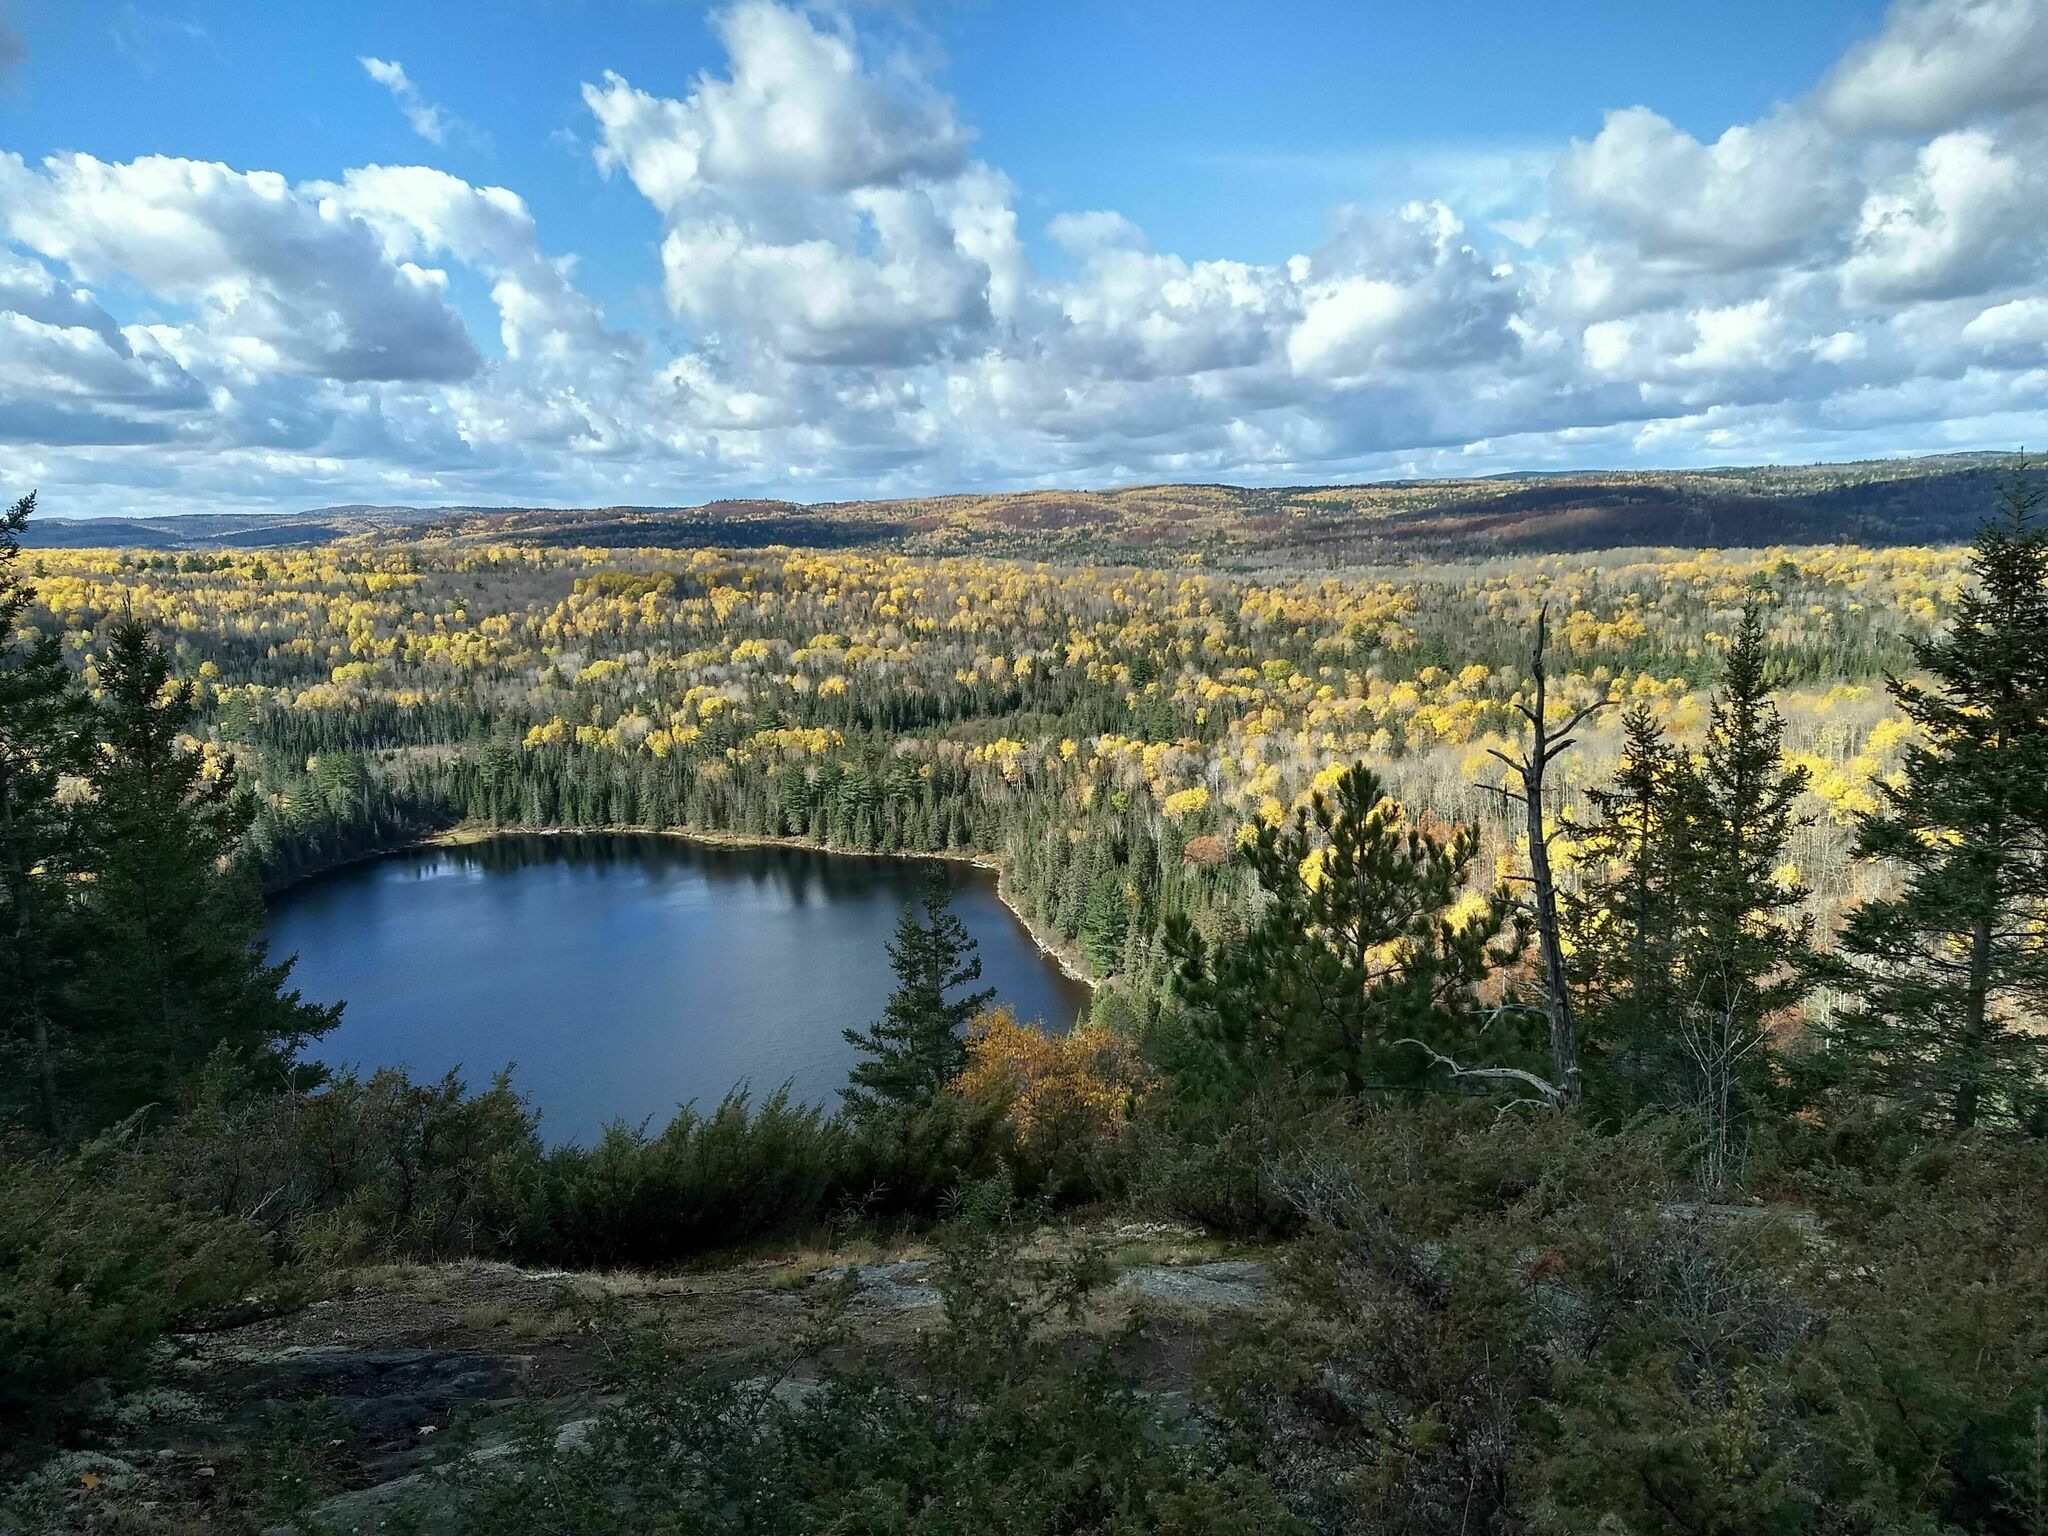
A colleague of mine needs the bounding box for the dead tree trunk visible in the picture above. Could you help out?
[1483,606,1610,1110]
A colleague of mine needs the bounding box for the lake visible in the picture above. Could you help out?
[265,834,1092,1144]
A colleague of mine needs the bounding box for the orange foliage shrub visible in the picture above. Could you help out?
[953,1007,1155,1148]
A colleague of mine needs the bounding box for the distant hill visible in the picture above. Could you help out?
[17,505,456,551]
[23,453,2024,562]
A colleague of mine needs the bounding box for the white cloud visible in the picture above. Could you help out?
[361,57,453,145]
[6,0,2048,517]
[1555,107,1857,272]
[1963,294,2048,348]
[1818,0,2048,134]
[1841,129,2040,303]
[582,2,996,367]
[583,3,966,204]
[0,152,480,383]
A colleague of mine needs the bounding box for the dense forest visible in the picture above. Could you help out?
[5,462,2048,1533]
[16,519,1963,1006]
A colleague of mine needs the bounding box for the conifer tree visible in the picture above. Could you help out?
[1570,607,1810,1185]
[1079,866,1132,975]
[843,869,995,1116]
[1827,462,2048,1132]
[1567,704,1687,1106]
[71,614,338,1123]
[1673,598,1812,1190]
[0,492,93,1136]
[1167,762,1527,1103]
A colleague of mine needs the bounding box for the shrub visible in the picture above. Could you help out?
[1196,1106,1820,1534]
[154,1061,539,1262]
[516,1087,1025,1268]
[1114,1079,1356,1237]
[0,1139,275,1452]
[518,1091,848,1268]
[954,1006,1155,1202]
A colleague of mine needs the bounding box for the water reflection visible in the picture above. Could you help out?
[267,835,1087,1145]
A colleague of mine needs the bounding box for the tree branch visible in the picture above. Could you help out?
[1396,1038,1568,1112]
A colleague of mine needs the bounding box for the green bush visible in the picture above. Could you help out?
[518,1091,846,1267]
[154,1062,539,1263]
[153,1064,1058,1272]
[0,1139,275,1451]
[1194,1107,1821,1534]
[1113,1080,1355,1237]
[517,1088,1020,1267]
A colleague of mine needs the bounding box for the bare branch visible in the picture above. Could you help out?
[1397,1038,1567,1111]
[1557,698,1617,737]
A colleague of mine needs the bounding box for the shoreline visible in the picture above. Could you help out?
[271,821,1099,992]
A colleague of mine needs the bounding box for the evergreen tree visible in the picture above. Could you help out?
[0,492,93,1136]
[1078,866,1132,976]
[1166,762,1527,1103]
[1672,598,1812,1190]
[70,614,338,1125]
[843,869,995,1116]
[1827,463,2048,1132]
[1570,608,1811,1186]
[1567,704,1687,1108]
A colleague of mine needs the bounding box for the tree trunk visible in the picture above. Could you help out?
[1522,610,1583,1108]
[1955,910,1994,1132]
[31,1007,61,1141]
[1524,781,1580,1107]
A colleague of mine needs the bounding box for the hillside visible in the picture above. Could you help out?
[21,452,2019,561]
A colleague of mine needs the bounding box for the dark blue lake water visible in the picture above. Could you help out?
[265,835,1090,1144]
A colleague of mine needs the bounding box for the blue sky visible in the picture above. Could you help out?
[3,0,2046,516]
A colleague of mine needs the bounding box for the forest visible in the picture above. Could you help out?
[4,460,2048,1534]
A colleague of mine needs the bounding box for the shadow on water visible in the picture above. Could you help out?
[266,834,1088,1145]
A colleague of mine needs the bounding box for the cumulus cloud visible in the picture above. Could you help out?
[582,2,995,366]
[0,152,480,382]
[1818,0,2048,134]
[5,0,2048,517]
[583,4,967,203]
[1555,107,1858,272]
[1841,129,2042,303]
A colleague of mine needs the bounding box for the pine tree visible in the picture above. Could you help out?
[71,614,339,1124]
[1827,462,2048,1132]
[1166,762,1528,1103]
[0,492,94,1136]
[843,869,996,1116]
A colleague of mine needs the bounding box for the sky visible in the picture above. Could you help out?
[2,0,2047,518]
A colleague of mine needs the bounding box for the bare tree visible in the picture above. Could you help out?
[1479,606,1612,1110]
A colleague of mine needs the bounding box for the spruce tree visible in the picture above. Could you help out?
[1567,704,1687,1108]
[1167,762,1527,1103]
[843,869,995,1116]
[0,492,93,1136]
[1570,608,1811,1185]
[1827,462,2048,1132]
[1079,866,1132,975]
[71,614,338,1124]
[1673,598,1812,1190]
